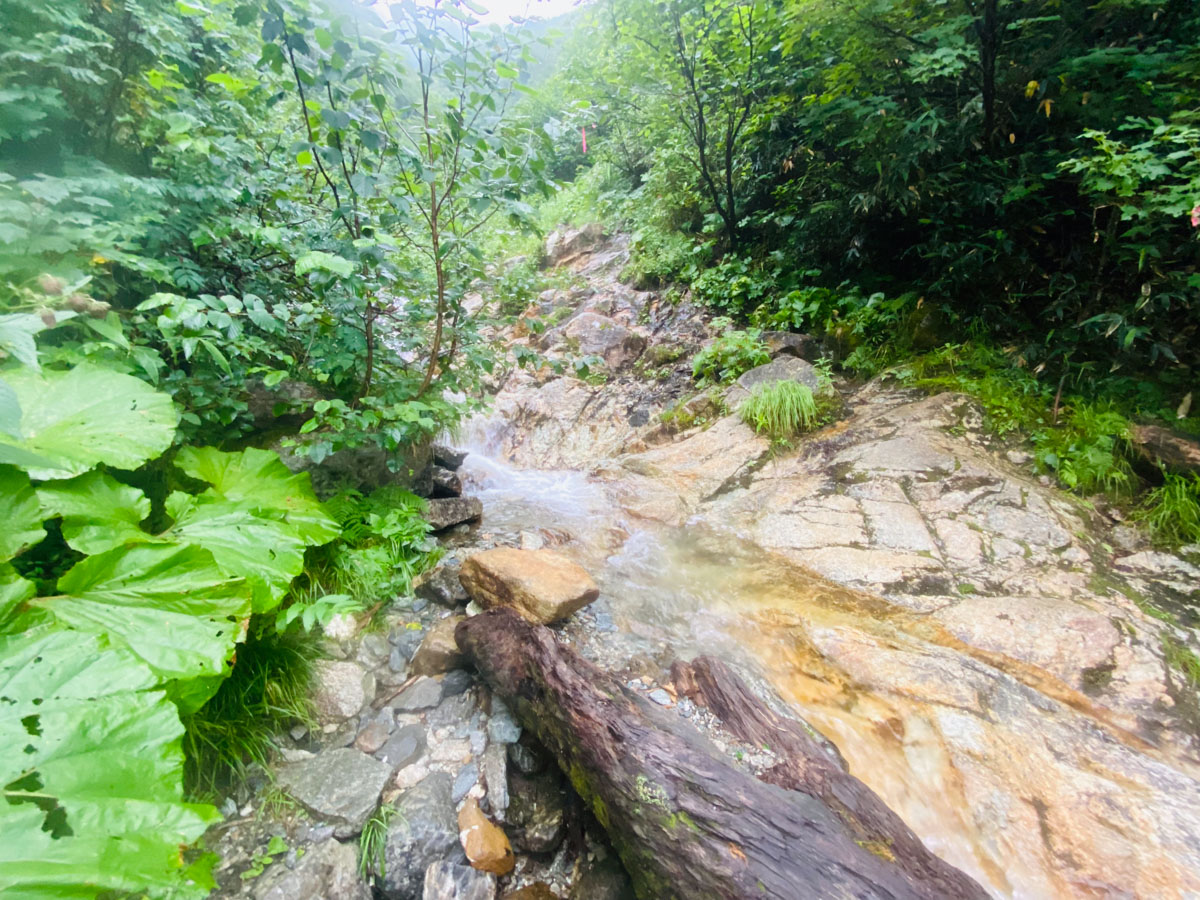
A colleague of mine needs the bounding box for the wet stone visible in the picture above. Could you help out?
[427,691,477,731]
[452,762,479,803]
[376,723,427,771]
[506,735,547,776]
[568,855,634,900]
[252,837,369,900]
[506,769,566,854]
[422,861,496,900]
[486,698,521,744]
[481,743,509,822]
[275,748,392,839]
[395,676,444,711]
[383,772,465,900]
[647,689,673,706]
[354,720,392,755]
[312,660,369,721]
[416,564,471,608]
[426,497,483,532]
[457,797,515,876]
[411,616,467,676]
[442,669,474,697]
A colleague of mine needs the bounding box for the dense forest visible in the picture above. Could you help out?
[0,0,1197,896]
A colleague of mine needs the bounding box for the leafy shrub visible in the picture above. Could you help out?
[1136,474,1200,547]
[692,319,770,384]
[739,381,821,443]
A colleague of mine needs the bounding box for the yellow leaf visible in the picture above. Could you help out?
[91,254,109,265]
[1025,80,1039,99]
[1039,98,1053,118]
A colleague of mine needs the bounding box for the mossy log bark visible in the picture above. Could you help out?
[456,609,987,900]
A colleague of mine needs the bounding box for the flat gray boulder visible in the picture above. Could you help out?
[276,748,393,839]
[726,356,828,406]
[253,838,370,900]
[426,497,483,532]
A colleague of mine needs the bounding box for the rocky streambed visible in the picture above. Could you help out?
[214,228,1200,900]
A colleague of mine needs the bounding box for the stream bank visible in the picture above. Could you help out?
[212,228,1200,899]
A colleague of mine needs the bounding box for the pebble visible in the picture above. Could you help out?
[393,761,430,790]
[388,645,409,675]
[452,762,479,802]
[289,725,308,741]
[648,689,673,707]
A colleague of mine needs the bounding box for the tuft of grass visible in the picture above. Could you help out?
[740,380,820,444]
[182,626,319,801]
[1136,473,1200,546]
[359,803,400,883]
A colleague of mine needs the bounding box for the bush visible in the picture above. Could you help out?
[739,381,820,443]
[692,319,770,383]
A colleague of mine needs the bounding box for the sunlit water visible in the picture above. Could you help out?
[455,435,1200,898]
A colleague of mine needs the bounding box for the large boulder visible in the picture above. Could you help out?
[382,773,466,900]
[253,838,370,900]
[759,330,821,361]
[272,439,435,500]
[543,224,604,267]
[275,748,393,838]
[544,312,646,370]
[725,356,827,407]
[458,549,599,624]
[426,497,483,532]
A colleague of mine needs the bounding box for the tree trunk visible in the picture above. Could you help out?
[456,610,988,900]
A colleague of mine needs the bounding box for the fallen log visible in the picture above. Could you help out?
[457,609,988,900]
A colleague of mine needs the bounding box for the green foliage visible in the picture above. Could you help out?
[1136,474,1200,547]
[739,380,821,444]
[0,350,337,896]
[240,835,290,881]
[359,803,400,883]
[692,319,770,384]
[183,627,317,801]
[309,486,439,604]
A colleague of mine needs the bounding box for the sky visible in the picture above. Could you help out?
[380,0,587,25]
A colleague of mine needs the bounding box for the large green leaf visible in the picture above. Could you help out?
[37,471,151,556]
[0,465,44,559]
[0,364,176,480]
[0,564,34,628]
[175,446,340,545]
[165,492,308,612]
[38,544,251,685]
[0,627,217,899]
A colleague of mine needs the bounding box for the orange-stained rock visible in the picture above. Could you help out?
[457,797,515,876]
[459,548,598,624]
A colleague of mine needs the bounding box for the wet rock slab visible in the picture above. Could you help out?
[423,861,497,900]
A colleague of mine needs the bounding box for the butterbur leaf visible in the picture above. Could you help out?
[37,471,151,555]
[0,377,19,438]
[164,493,309,612]
[0,364,176,480]
[174,446,340,545]
[0,627,218,899]
[0,564,34,627]
[42,543,251,687]
[0,466,44,559]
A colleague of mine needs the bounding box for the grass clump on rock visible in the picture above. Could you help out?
[740,380,821,444]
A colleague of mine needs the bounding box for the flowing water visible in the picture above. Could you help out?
[457,438,1200,899]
